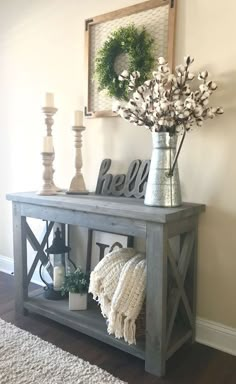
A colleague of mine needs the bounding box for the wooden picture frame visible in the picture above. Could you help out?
[86,229,134,272]
[84,0,177,118]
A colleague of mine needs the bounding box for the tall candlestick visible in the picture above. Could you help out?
[41,105,61,192]
[45,92,54,108]
[43,136,53,153]
[74,110,83,126]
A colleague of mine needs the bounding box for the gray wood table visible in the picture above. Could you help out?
[7,191,205,377]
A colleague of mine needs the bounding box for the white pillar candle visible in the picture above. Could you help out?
[45,92,54,108]
[43,136,53,153]
[53,266,65,291]
[74,110,83,126]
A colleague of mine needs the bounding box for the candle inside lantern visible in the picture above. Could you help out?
[45,92,54,108]
[43,136,54,153]
[53,265,65,291]
[74,110,83,126]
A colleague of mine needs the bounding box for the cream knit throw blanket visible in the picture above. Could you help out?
[89,248,146,345]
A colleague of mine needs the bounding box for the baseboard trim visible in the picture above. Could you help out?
[196,317,236,356]
[0,255,43,286]
[0,255,14,275]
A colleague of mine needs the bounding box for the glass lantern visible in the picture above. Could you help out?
[40,227,73,300]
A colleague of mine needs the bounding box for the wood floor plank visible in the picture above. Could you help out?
[0,272,235,383]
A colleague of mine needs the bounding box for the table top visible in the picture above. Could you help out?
[6,192,205,224]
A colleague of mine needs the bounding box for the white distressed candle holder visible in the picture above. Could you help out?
[38,152,56,196]
[42,106,61,192]
[67,126,88,195]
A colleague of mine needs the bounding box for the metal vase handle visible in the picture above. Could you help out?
[167,131,186,177]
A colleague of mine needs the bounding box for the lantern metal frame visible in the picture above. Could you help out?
[39,225,76,300]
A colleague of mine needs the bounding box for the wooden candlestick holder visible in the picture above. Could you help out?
[38,152,56,195]
[67,126,88,195]
[42,106,61,192]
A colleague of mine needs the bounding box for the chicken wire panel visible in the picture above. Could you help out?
[89,4,169,113]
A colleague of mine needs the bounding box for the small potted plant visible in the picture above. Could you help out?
[61,268,90,310]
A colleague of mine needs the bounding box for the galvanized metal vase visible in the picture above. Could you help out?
[144,132,182,207]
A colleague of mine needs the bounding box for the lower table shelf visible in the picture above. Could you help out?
[25,289,145,360]
[25,289,192,362]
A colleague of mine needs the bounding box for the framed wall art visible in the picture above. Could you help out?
[84,0,177,118]
[86,229,134,272]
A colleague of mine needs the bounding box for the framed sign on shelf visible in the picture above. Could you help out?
[86,229,134,272]
[84,0,177,118]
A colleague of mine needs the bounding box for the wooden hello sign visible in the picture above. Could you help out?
[95,159,150,198]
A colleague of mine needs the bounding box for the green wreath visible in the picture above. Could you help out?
[95,25,155,101]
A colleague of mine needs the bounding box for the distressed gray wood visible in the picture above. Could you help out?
[190,222,198,342]
[166,330,192,359]
[6,192,205,224]
[25,290,145,360]
[12,203,28,314]
[166,232,195,347]
[20,203,147,238]
[7,192,205,378]
[86,228,93,272]
[26,220,54,284]
[167,216,197,237]
[145,223,168,377]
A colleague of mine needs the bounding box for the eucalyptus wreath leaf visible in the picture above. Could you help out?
[95,25,155,101]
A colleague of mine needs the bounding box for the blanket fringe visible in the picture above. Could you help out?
[124,317,136,345]
[108,310,124,339]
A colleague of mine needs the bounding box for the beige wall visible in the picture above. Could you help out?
[0,0,235,328]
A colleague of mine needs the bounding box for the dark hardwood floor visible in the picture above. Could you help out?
[0,271,235,384]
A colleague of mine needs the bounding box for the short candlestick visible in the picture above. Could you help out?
[38,152,56,195]
[67,126,88,194]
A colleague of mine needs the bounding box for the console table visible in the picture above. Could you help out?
[7,192,205,377]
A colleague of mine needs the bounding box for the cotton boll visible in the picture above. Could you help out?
[194,106,203,117]
[144,80,152,87]
[128,100,137,109]
[199,84,209,92]
[175,65,185,74]
[155,105,162,114]
[112,100,121,112]
[168,74,177,84]
[158,57,166,65]
[198,71,208,80]
[208,81,217,90]
[129,117,138,124]
[187,73,195,80]
[197,120,203,127]
[138,85,145,93]
[121,70,129,77]
[207,109,215,118]
[160,101,169,111]
[133,91,141,101]
[158,118,165,126]
[202,99,209,106]
[184,110,190,117]
[216,107,224,114]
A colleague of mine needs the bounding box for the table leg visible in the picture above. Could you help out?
[191,224,198,343]
[12,203,28,314]
[145,222,168,377]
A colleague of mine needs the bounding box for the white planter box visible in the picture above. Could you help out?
[69,292,87,311]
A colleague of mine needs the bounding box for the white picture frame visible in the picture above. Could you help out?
[87,229,133,271]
